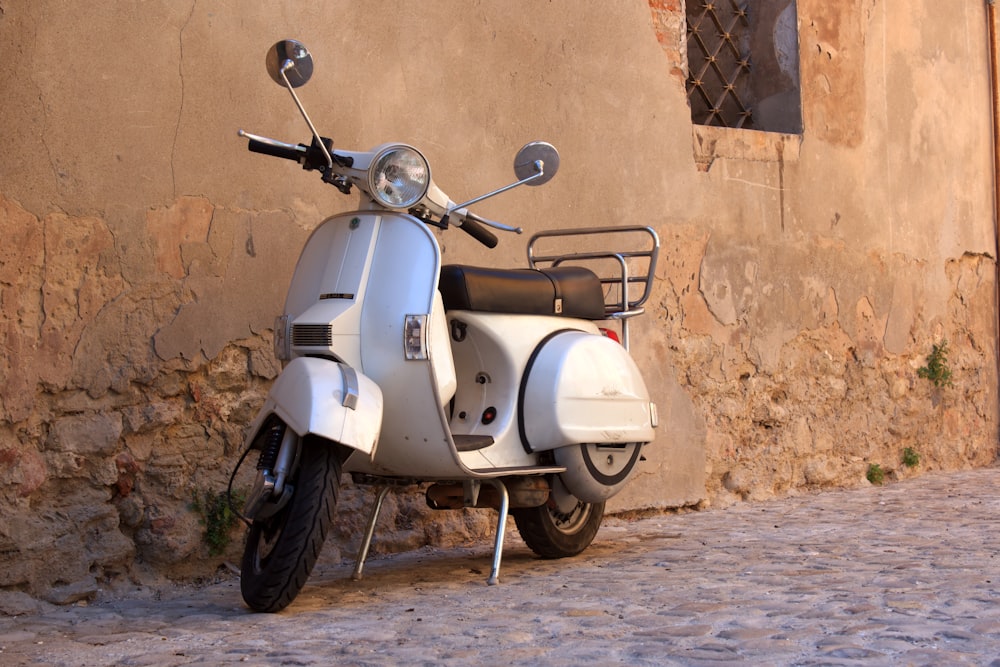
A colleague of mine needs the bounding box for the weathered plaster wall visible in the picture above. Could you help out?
[0,0,996,603]
[644,0,999,505]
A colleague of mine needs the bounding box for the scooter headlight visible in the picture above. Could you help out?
[368,144,430,209]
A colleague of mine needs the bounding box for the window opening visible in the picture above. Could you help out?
[685,0,802,134]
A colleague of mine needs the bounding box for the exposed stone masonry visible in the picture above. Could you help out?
[648,226,997,507]
[2,194,995,603]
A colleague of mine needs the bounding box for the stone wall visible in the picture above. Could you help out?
[0,0,997,603]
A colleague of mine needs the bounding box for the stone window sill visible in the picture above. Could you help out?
[692,125,801,172]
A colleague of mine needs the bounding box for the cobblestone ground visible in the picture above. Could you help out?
[3,468,1000,666]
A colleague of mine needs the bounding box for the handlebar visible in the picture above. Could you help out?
[248,139,304,162]
[240,129,510,249]
[456,212,499,248]
[239,130,306,162]
[239,130,340,173]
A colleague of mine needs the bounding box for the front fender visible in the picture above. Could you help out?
[252,357,383,456]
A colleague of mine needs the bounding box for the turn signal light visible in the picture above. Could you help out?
[403,315,428,360]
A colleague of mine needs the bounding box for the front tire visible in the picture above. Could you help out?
[512,476,604,558]
[240,435,341,613]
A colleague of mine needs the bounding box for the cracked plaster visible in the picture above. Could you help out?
[0,0,997,600]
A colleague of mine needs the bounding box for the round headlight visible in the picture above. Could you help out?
[368,145,430,209]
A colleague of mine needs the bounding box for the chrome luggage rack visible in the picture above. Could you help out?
[527,226,659,350]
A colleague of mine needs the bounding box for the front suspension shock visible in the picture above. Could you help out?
[256,420,285,472]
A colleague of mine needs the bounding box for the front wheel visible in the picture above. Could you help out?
[511,476,604,558]
[240,435,341,613]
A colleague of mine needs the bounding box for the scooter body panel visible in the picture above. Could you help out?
[446,311,595,470]
[283,213,380,368]
[259,211,654,480]
[445,310,651,467]
[521,331,655,451]
[252,356,383,455]
[349,214,466,478]
[278,210,468,479]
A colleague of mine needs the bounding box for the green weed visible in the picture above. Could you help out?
[917,340,953,388]
[191,488,245,556]
[866,463,885,486]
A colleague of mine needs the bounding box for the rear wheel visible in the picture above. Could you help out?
[512,476,604,558]
[240,435,341,612]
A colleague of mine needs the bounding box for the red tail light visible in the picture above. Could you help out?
[599,327,621,344]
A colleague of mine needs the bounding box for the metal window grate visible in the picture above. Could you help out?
[686,0,754,129]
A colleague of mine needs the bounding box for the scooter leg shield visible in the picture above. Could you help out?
[250,357,383,456]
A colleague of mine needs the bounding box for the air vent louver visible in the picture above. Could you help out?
[291,324,333,347]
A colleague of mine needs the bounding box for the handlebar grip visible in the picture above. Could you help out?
[247,138,304,162]
[459,214,499,248]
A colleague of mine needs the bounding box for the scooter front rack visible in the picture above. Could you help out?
[527,226,660,350]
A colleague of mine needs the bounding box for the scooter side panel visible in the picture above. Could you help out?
[285,215,377,323]
[282,215,380,368]
[446,311,600,470]
[522,332,655,451]
[259,356,383,455]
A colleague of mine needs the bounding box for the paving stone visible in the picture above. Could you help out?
[4,468,1000,665]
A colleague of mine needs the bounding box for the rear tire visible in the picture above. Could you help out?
[240,435,341,612]
[512,477,604,558]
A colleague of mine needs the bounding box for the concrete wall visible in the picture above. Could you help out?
[0,0,996,602]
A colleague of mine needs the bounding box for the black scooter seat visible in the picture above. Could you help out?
[439,264,605,319]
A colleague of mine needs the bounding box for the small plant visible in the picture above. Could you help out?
[902,447,920,468]
[192,488,245,556]
[866,463,885,485]
[917,339,953,388]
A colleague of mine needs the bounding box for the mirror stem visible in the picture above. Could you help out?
[446,160,544,216]
[281,61,334,172]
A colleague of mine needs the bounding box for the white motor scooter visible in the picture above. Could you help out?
[233,40,660,612]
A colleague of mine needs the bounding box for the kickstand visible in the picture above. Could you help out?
[352,485,391,581]
[484,478,510,586]
[351,479,510,586]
